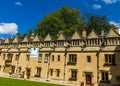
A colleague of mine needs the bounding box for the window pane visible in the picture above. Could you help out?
[45,54,49,62]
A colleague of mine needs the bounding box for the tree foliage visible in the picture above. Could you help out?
[36,6,86,37]
[87,15,115,35]
[16,6,116,39]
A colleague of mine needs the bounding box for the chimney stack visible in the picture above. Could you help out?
[82,28,86,38]
[101,28,104,37]
[30,33,35,39]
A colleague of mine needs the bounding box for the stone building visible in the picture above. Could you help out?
[0,28,120,86]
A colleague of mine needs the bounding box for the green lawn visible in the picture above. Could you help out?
[0,77,64,86]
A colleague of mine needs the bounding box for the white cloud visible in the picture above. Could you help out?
[0,23,18,35]
[92,4,102,9]
[103,0,120,4]
[109,21,120,33]
[15,1,22,6]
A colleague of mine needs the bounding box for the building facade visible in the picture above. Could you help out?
[0,28,120,86]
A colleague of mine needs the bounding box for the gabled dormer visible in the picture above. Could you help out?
[71,31,81,40]
[4,38,12,44]
[106,29,120,38]
[56,31,66,47]
[57,31,66,40]
[12,35,21,43]
[44,33,53,41]
[22,35,31,43]
[70,31,81,46]
[43,33,53,47]
[87,30,99,39]
[32,35,43,42]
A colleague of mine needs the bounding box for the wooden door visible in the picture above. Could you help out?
[86,74,92,85]
[26,69,31,79]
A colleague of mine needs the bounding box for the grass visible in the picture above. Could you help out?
[0,77,64,86]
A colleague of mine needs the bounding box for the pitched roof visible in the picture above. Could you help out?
[57,32,66,40]
[106,29,120,38]
[32,35,43,42]
[12,35,22,43]
[87,29,99,39]
[22,35,32,42]
[44,33,53,41]
[4,38,12,44]
[71,31,81,40]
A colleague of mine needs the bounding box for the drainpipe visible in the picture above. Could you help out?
[96,48,101,84]
[63,44,68,83]
[46,52,51,81]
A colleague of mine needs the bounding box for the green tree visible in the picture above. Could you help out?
[36,6,86,37]
[16,32,20,37]
[28,28,33,37]
[17,6,116,39]
[87,15,116,35]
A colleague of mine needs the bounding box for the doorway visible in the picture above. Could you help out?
[85,73,92,85]
[26,68,31,79]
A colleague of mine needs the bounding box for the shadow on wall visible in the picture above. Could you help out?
[110,45,120,85]
[99,45,120,86]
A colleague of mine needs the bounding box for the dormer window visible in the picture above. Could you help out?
[44,41,51,47]
[71,40,80,46]
[57,41,64,46]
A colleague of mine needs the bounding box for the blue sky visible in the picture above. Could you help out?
[0,0,120,39]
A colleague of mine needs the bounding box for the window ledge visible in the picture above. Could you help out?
[69,78,77,81]
[5,60,12,63]
[100,80,110,83]
[44,61,48,63]
[38,61,42,63]
[67,62,76,65]
[34,75,40,77]
[104,63,116,66]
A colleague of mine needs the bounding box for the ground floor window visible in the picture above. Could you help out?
[18,67,21,73]
[35,67,41,77]
[105,54,115,65]
[69,69,77,81]
[56,69,60,77]
[50,69,53,76]
[101,71,109,83]
[0,65,1,71]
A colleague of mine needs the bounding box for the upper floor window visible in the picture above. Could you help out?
[26,55,30,61]
[7,54,13,61]
[44,54,49,63]
[3,54,6,60]
[67,54,77,65]
[52,55,54,61]
[15,54,19,61]
[104,54,116,66]
[87,56,91,62]
[38,54,42,63]
[69,54,77,63]
[58,55,60,62]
